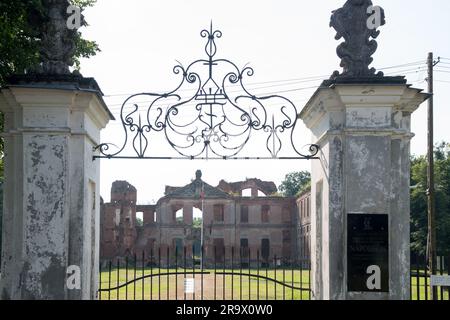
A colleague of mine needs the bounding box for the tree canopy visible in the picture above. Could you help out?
[279,171,311,197]
[0,0,100,85]
[410,142,450,257]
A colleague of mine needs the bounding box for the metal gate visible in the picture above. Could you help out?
[98,247,311,300]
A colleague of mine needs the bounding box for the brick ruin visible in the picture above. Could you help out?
[100,170,311,267]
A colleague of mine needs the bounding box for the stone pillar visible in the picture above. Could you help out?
[184,205,193,225]
[0,79,113,300]
[300,83,428,300]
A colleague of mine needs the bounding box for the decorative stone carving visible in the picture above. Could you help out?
[329,0,385,80]
[34,0,78,75]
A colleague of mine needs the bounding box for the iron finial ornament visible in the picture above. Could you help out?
[94,24,319,160]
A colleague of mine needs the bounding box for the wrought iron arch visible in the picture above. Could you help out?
[94,24,319,160]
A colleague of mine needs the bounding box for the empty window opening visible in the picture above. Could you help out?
[175,208,184,223]
[261,239,270,260]
[193,207,203,229]
[136,211,143,226]
[261,205,270,223]
[214,204,224,222]
[241,205,249,223]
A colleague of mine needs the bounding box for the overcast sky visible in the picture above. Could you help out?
[78,0,450,204]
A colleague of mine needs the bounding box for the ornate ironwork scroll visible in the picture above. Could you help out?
[94,24,319,160]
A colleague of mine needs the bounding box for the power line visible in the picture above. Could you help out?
[103,61,428,98]
[377,60,426,71]
[101,60,435,110]
[103,75,329,98]
[435,70,450,74]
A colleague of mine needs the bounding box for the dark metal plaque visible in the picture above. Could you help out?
[347,214,389,292]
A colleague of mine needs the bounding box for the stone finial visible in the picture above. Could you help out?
[195,170,202,180]
[34,0,78,75]
[329,0,385,80]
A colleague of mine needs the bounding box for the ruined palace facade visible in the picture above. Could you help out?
[100,171,311,266]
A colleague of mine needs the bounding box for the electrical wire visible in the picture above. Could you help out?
[103,61,427,98]
[101,60,432,110]
[103,75,329,98]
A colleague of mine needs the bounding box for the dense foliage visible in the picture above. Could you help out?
[279,171,311,197]
[410,142,450,257]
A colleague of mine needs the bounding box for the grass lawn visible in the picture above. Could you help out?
[99,267,311,300]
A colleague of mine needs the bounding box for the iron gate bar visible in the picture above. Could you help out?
[184,247,187,301]
[249,250,251,299]
[257,251,260,300]
[231,247,234,300]
[98,270,309,294]
[97,271,211,292]
[425,264,428,300]
[150,248,153,301]
[93,24,319,161]
[214,247,217,300]
[439,257,444,299]
[142,251,145,300]
[175,247,178,301]
[223,246,226,299]
[158,247,161,300]
[125,256,128,300]
[94,156,319,160]
[99,263,102,300]
[192,244,195,301]
[274,255,277,300]
[213,271,309,292]
[116,259,120,300]
[166,247,169,300]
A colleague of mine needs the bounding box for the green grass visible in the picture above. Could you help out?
[98,268,449,300]
[410,271,450,300]
[98,267,311,300]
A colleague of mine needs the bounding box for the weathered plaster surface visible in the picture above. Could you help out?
[301,85,427,300]
[0,86,112,300]
[22,135,68,299]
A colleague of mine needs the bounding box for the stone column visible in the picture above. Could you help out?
[300,82,428,300]
[0,78,113,300]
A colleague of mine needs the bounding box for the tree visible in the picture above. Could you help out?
[279,171,311,197]
[410,142,450,258]
[193,218,202,229]
[0,0,100,85]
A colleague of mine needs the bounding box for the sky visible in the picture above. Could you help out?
[78,0,450,204]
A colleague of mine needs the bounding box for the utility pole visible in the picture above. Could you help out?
[426,52,439,300]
